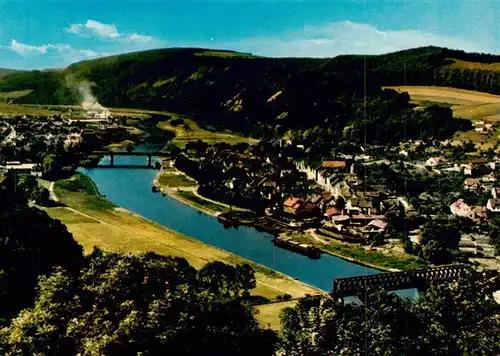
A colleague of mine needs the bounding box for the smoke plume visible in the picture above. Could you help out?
[66,75,110,117]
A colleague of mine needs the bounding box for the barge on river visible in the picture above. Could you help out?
[273,236,321,259]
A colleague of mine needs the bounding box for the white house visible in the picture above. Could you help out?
[426,157,447,166]
[487,198,500,214]
[463,162,474,176]
[450,199,474,219]
[464,178,480,191]
[492,187,500,199]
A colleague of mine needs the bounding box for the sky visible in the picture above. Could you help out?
[0,0,499,69]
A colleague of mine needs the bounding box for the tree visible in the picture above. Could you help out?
[280,271,500,356]
[17,174,38,201]
[42,153,62,179]
[0,189,83,321]
[334,196,345,211]
[0,251,277,355]
[419,219,460,264]
[33,187,51,205]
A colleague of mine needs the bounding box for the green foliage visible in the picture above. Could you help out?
[0,250,277,355]
[56,173,99,196]
[323,242,425,271]
[16,175,51,206]
[488,216,500,255]
[41,153,68,179]
[0,189,83,322]
[280,271,500,355]
[419,219,461,265]
[0,46,481,143]
[0,70,79,104]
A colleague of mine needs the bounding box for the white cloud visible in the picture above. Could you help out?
[225,21,490,57]
[67,19,154,43]
[10,39,50,55]
[127,33,154,42]
[9,39,100,62]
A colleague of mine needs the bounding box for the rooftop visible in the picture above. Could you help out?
[322,160,346,169]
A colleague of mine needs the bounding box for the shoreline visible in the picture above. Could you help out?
[152,166,221,218]
[319,246,400,272]
[153,167,408,272]
[48,178,324,300]
[112,205,324,296]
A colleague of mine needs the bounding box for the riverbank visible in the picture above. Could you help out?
[44,174,322,301]
[152,163,423,271]
[153,163,253,217]
[281,230,426,272]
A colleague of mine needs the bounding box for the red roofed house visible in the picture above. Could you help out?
[322,160,346,169]
[283,197,304,215]
[326,207,343,217]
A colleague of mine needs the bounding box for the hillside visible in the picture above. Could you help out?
[0,68,21,79]
[0,46,496,142]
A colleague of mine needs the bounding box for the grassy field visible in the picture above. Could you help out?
[386,86,500,106]
[158,171,197,188]
[0,102,65,116]
[322,241,426,271]
[173,190,251,216]
[289,232,425,271]
[255,300,298,331]
[158,115,258,148]
[46,176,322,301]
[0,89,33,102]
[447,58,500,73]
[386,85,500,150]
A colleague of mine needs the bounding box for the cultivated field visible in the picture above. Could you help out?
[447,58,500,73]
[255,300,298,331]
[386,85,500,149]
[158,116,259,148]
[386,86,500,107]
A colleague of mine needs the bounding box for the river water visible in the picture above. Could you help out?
[79,143,417,297]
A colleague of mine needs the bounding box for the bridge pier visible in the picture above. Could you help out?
[110,153,114,167]
[147,154,152,167]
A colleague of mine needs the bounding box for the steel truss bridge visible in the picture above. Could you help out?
[332,264,473,299]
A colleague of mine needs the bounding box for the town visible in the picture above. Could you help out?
[165,127,500,271]
[2,104,500,273]
[0,28,500,351]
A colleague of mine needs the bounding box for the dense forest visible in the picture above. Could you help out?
[0,46,492,143]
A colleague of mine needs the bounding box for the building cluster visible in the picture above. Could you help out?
[1,115,82,151]
[288,159,416,242]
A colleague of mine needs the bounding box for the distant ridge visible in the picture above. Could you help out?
[0,45,493,138]
[0,68,22,79]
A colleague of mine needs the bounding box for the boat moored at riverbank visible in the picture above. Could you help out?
[273,236,321,260]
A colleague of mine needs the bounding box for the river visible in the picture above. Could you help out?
[79,142,417,298]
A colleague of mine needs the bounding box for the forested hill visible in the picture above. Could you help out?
[0,46,497,142]
[0,68,21,79]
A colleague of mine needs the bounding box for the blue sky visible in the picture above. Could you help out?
[0,0,498,69]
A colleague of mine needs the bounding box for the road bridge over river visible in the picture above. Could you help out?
[75,151,168,168]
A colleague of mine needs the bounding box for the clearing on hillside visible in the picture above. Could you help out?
[386,86,500,106]
[386,85,500,150]
[446,58,500,73]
